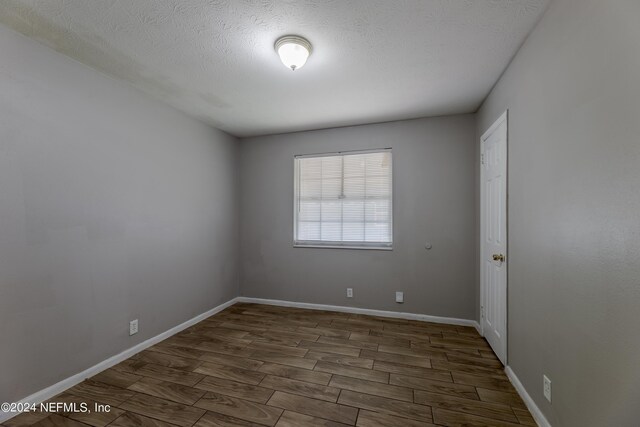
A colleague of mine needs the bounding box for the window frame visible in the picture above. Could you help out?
[293,148,393,250]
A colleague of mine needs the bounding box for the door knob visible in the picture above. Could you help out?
[492,254,505,262]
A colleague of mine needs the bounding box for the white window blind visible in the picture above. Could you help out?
[294,149,393,249]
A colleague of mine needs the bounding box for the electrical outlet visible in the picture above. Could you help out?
[395,291,404,303]
[543,375,552,402]
[129,319,139,336]
[346,288,353,298]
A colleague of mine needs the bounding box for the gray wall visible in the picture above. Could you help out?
[477,0,640,425]
[239,115,477,319]
[0,25,239,403]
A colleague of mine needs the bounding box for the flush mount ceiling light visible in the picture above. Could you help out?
[275,35,312,71]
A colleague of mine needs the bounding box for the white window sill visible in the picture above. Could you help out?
[293,243,393,251]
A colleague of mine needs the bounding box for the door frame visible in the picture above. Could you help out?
[480,110,508,363]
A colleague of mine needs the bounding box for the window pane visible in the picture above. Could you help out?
[342,222,365,241]
[321,156,342,178]
[365,200,390,222]
[321,200,342,222]
[366,175,390,198]
[299,200,320,221]
[344,154,366,178]
[320,222,341,241]
[298,221,320,240]
[343,200,365,222]
[321,177,341,199]
[365,222,391,242]
[300,178,321,199]
[295,150,392,247]
[344,176,365,198]
[299,157,322,180]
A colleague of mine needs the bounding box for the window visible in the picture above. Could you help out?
[294,149,393,249]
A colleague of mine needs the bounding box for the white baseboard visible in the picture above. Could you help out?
[237,297,481,331]
[0,297,240,424]
[505,366,552,427]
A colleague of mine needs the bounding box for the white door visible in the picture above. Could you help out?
[480,111,508,365]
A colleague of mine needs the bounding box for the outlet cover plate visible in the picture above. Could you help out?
[543,375,551,402]
[129,319,139,336]
[346,288,353,298]
[395,291,404,303]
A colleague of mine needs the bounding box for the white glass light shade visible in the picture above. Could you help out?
[275,36,312,71]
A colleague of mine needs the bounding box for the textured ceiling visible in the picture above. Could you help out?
[0,0,549,137]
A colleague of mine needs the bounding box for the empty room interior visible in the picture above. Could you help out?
[0,1,638,426]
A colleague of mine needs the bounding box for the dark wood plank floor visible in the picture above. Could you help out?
[3,303,536,427]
